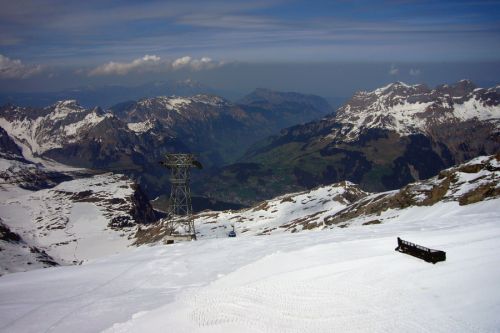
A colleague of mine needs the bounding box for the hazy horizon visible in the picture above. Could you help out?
[1,0,499,99]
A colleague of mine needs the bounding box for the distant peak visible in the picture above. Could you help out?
[436,79,476,95]
[49,100,85,112]
[54,99,80,107]
[192,94,229,106]
[453,79,476,88]
[253,87,273,93]
[373,81,411,94]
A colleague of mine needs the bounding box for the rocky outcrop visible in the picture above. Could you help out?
[323,154,500,226]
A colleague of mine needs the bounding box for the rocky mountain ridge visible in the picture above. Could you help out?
[111,91,332,167]
[334,79,499,141]
[197,80,500,205]
[0,89,332,200]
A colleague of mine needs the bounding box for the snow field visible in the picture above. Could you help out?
[0,199,499,332]
[194,183,359,238]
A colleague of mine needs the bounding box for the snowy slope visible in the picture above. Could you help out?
[0,157,155,273]
[0,220,58,276]
[0,100,112,159]
[0,198,499,332]
[193,181,367,238]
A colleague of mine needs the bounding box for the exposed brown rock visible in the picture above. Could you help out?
[459,184,500,205]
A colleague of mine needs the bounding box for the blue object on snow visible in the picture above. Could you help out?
[228,230,236,237]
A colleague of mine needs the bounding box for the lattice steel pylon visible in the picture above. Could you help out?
[160,153,202,239]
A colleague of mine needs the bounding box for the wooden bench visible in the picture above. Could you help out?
[395,237,446,264]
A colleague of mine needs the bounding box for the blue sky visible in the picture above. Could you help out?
[0,0,499,94]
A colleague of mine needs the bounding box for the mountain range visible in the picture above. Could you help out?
[0,79,498,210]
[0,89,333,206]
[197,80,500,205]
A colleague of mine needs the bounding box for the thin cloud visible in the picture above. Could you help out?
[389,64,399,75]
[0,54,43,79]
[88,55,161,76]
[409,68,421,76]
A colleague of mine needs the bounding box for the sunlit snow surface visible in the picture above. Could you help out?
[1,199,499,333]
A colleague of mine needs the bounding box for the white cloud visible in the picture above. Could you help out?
[172,56,192,69]
[89,54,223,76]
[171,56,222,71]
[409,68,421,76]
[88,54,161,76]
[0,54,43,79]
[389,64,399,75]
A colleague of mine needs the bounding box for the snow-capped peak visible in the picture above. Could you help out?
[0,101,111,157]
[334,80,500,141]
[47,100,86,121]
[137,96,192,113]
[53,99,80,107]
[373,81,412,95]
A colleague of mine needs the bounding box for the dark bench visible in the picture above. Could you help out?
[395,237,446,264]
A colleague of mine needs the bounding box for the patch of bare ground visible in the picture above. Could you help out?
[250,200,271,212]
[362,219,381,225]
[280,210,326,231]
[134,223,170,245]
